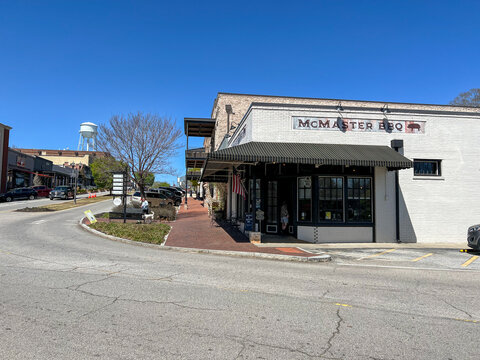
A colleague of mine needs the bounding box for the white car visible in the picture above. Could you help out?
[132,191,142,204]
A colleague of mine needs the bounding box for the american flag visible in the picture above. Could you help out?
[232,171,246,199]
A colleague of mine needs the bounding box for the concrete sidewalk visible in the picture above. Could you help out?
[165,199,330,262]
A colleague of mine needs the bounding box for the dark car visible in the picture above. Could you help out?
[467,224,480,251]
[144,192,173,207]
[50,186,74,200]
[158,188,182,206]
[0,187,38,202]
[30,185,52,197]
[168,187,184,197]
[172,186,186,195]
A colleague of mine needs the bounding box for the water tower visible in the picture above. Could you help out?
[77,122,98,151]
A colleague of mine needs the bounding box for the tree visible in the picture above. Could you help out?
[153,181,171,188]
[135,172,155,188]
[450,88,480,107]
[97,112,182,197]
[90,156,127,190]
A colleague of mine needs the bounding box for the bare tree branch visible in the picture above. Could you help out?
[450,88,480,107]
[96,112,183,197]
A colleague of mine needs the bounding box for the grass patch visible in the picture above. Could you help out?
[16,196,110,212]
[89,222,170,245]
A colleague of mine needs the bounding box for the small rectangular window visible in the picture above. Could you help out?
[414,160,441,176]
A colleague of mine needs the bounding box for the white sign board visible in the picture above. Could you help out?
[293,116,426,134]
[84,210,97,224]
[113,198,122,206]
[112,173,125,195]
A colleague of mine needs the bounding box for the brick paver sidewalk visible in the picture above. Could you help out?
[165,199,314,257]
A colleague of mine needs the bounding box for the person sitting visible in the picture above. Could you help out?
[141,198,149,215]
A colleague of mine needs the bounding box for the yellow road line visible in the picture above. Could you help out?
[335,303,352,307]
[412,253,433,262]
[455,318,480,324]
[361,249,396,260]
[461,256,479,267]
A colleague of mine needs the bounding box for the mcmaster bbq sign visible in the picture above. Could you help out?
[292,116,425,134]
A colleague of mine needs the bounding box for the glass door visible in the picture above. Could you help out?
[266,181,278,233]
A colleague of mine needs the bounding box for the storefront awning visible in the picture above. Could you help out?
[201,142,412,182]
[184,118,216,137]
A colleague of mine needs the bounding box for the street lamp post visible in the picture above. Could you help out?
[71,164,78,204]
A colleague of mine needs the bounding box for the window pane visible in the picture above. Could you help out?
[347,177,372,222]
[318,176,343,222]
[298,177,312,221]
[319,177,324,187]
[414,160,441,176]
[305,188,311,199]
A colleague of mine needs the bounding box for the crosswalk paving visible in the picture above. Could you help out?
[300,247,480,270]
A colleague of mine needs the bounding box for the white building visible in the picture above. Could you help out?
[185,93,480,244]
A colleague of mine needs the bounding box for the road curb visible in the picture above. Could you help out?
[78,218,331,263]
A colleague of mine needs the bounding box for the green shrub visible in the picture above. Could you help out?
[90,222,170,245]
[151,205,176,221]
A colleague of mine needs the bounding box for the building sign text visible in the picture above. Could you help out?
[292,117,425,134]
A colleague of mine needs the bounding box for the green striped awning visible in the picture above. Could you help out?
[207,142,412,169]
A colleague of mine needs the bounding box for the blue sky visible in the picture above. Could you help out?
[1,0,479,184]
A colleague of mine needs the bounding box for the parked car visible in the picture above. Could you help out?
[157,188,182,206]
[0,187,38,202]
[168,187,184,198]
[132,191,142,204]
[30,185,52,197]
[144,191,173,207]
[172,186,186,196]
[467,224,480,251]
[49,186,74,200]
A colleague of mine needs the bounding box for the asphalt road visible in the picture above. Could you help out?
[0,192,108,212]
[1,201,479,359]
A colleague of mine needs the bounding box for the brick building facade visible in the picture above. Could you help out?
[187,93,480,244]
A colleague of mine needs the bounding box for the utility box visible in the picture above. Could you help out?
[249,231,261,244]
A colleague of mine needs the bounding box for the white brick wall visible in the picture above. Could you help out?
[232,104,480,244]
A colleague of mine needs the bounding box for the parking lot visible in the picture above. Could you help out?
[300,247,480,271]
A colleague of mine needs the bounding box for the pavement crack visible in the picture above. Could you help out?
[67,274,114,291]
[320,290,330,299]
[441,299,473,319]
[229,335,320,358]
[66,286,220,311]
[79,296,119,319]
[233,340,246,359]
[319,308,344,358]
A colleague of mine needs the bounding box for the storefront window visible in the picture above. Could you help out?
[318,177,343,222]
[249,179,262,210]
[347,177,372,222]
[297,177,312,221]
[267,181,278,223]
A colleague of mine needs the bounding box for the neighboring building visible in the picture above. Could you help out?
[15,148,108,166]
[14,148,108,188]
[0,122,11,193]
[185,92,480,244]
[32,156,54,187]
[6,148,95,189]
[7,148,35,188]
